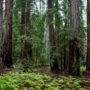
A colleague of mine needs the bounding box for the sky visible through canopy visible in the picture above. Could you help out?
[36,0,87,27]
[3,0,87,27]
[83,0,87,27]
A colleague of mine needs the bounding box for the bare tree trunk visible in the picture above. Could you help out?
[25,0,32,59]
[0,0,3,68]
[87,0,90,71]
[63,0,70,74]
[68,0,80,76]
[21,2,25,35]
[47,0,59,71]
[4,0,13,68]
[21,0,32,59]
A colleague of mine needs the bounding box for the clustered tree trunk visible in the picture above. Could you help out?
[47,0,80,76]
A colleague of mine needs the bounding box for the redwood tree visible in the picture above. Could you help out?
[87,0,90,71]
[4,0,13,67]
[63,0,70,74]
[21,0,32,59]
[0,0,3,68]
[47,0,59,71]
[68,0,80,76]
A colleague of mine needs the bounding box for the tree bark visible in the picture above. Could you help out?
[4,0,13,68]
[87,0,90,71]
[0,0,3,68]
[21,0,32,59]
[63,0,69,74]
[47,0,59,71]
[68,0,80,76]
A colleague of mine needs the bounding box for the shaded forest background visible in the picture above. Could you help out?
[0,0,89,76]
[1,0,90,90]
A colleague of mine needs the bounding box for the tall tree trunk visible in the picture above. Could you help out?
[21,0,32,59]
[63,0,69,74]
[25,0,32,59]
[68,0,80,76]
[0,0,3,68]
[21,2,25,35]
[47,0,59,71]
[87,0,90,71]
[4,0,13,68]
[54,0,60,70]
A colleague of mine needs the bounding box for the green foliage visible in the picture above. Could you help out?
[12,0,87,71]
[0,72,89,90]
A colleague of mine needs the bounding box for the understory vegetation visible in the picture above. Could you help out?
[0,72,89,90]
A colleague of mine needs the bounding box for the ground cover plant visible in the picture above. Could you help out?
[0,72,89,90]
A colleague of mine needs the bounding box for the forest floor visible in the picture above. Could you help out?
[0,66,90,90]
[0,68,14,75]
[33,66,90,87]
